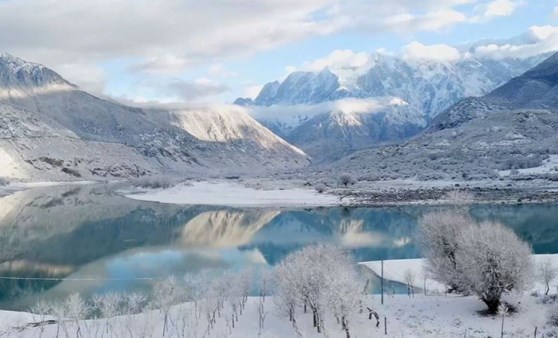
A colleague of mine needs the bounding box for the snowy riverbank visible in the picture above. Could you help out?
[123,180,347,208]
[360,254,558,294]
[2,255,558,337]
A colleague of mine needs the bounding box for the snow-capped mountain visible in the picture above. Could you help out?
[330,51,558,180]
[0,53,309,181]
[237,51,547,163]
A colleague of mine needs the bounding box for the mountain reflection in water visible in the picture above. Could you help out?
[1,184,558,310]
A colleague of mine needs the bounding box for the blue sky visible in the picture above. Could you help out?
[1,0,558,104]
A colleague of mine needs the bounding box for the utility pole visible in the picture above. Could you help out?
[381,259,384,305]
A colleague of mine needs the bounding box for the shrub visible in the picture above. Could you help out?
[549,304,558,327]
[314,183,327,194]
[419,212,533,314]
[0,177,9,186]
[338,173,355,187]
[130,175,177,189]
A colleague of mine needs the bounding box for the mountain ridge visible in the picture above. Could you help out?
[0,54,309,181]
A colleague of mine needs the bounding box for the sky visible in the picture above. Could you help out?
[1,0,558,105]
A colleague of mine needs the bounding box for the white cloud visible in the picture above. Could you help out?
[384,9,467,32]
[139,77,230,102]
[473,25,558,59]
[470,0,519,22]
[303,49,371,72]
[0,0,477,84]
[208,64,237,79]
[402,42,462,62]
[244,85,264,99]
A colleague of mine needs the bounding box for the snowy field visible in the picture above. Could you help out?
[360,254,558,293]
[1,294,556,337]
[123,180,346,208]
[1,255,558,337]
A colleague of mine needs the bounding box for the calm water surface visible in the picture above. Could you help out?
[1,184,558,310]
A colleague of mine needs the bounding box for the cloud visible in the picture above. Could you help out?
[470,0,519,22]
[208,64,237,79]
[244,85,264,99]
[302,49,371,72]
[384,9,467,32]
[402,42,462,62]
[0,1,478,81]
[247,97,406,120]
[472,25,558,59]
[135,78,230,103]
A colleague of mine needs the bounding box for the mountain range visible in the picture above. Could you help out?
[237,51,548,163]
[0,53,309,181]
[330,51,558,181]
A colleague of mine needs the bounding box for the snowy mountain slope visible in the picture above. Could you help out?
[237,51,547,163]
[330,52,558,181]
[0,53,309,181]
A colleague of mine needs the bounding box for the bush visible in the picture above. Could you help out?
[130,175,177,189]
[456,221,533,313]
[549,304,558,326]
[314,183,327,194]
[0,177,9,186]
[338,173,355,187]
[419,212,533,314]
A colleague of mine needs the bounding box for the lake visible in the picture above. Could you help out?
[1,183,558,310]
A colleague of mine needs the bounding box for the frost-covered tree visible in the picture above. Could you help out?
[404,269,416,297]
[320,249,363,338]
[152,276,185,336]
[274,244,363,337]
[444,189,474,207]
[456,221,533,313]
[417,210,474,293]
[274,258,302,337]
[64,293,89,337]
[91,292,123,335]
[338,173,355,187]
[538,258,558,296]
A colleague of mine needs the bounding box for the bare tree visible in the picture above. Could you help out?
[404,269,416,297]
[538,258,558,296]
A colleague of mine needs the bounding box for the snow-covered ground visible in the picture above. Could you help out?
[360,254,558,294]
[1,294,555,337]
[499,155,558,176]
[123,180,346,208]
[2,255,558,337]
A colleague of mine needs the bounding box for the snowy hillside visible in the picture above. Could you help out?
[237,49,547,163]
[0,54,309,181]
[331,51,558,181]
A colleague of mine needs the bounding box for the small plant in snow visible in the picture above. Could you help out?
[538,258,558,296]
[548,303,558,326]
[404,269,416,297]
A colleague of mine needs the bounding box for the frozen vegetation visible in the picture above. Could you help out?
[3,235,558,337]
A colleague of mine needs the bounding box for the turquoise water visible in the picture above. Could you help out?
[1,184,557,310]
